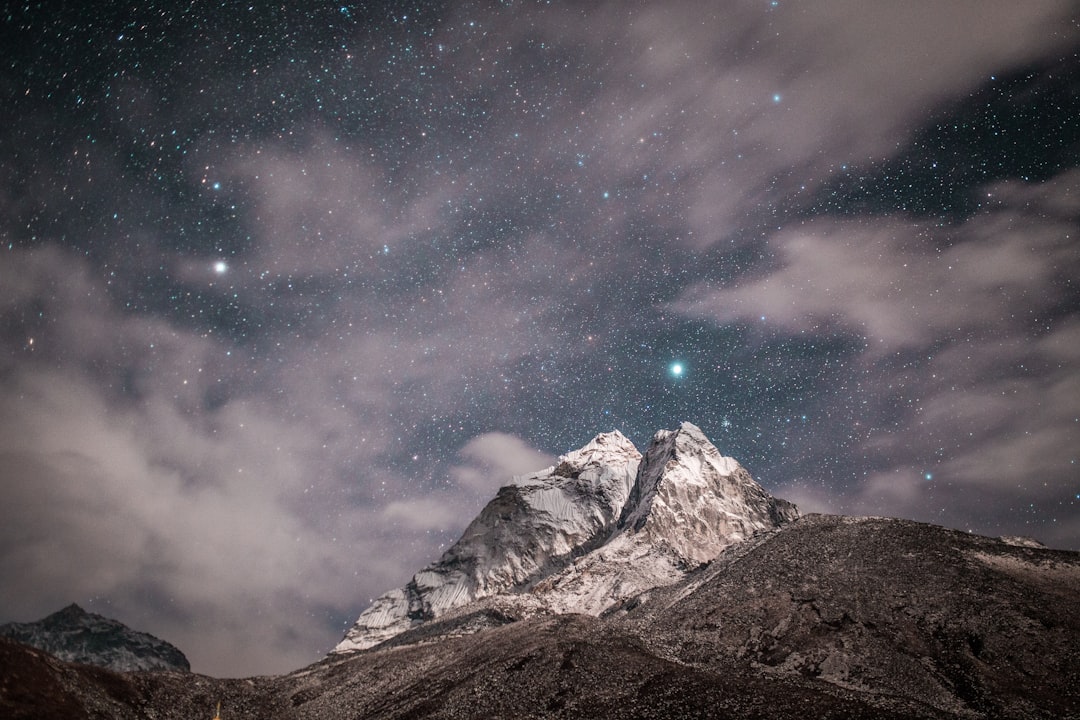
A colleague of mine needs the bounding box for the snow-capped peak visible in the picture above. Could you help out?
[332,430,640,653]
[619,421,798,565]
[334,423,798,653]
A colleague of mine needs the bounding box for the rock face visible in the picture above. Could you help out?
[335,422,799,651]
[0,603,189,673]
[619,514,1080,720]
[620,422,799,563]
[525,422,799,616]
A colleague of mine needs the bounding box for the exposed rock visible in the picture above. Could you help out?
[526,422,799,615]
[622,514,1080,720]
[4,515,1077,719]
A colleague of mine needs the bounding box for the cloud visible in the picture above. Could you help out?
[380,497,464,533]
[0,363,355,675]
[673,171,1080,547]
[451,432,556,495]
[212,132,445,279]
[506,0,1079,248]
[671,173,1079,352]
[0,232,570,675]
[0,245,452,675]
[851,470,928,516]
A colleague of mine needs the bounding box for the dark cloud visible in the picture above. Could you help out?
[1,1,1077,676]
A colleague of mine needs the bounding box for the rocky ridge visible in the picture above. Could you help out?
[334,429,642,651]
[0,603,189,673]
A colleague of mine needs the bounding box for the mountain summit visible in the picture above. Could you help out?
[619,421,798,563]
[334,422,798,653]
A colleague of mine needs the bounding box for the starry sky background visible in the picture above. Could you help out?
[2,1,1079,677]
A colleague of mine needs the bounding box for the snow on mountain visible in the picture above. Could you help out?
[528,422,799,615]
[334,422,799,653]
[0,603,190,673]
[333,430,641,652]
[620,422,799,564]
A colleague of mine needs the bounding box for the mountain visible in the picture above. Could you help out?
[2,423,1078,719]
[2,515,1077,719]
[0,603,190,673]
[334,422,797,652]
[620,514,1080,718]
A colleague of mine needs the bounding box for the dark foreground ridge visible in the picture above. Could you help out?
[2,515,1078,719]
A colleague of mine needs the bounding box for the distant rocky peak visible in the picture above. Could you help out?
[0,603,190,673]
[620,421,798,565]
[50,603,90,622]
[619,422,738,531]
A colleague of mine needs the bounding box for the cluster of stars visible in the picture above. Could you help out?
[1,0,1077,677]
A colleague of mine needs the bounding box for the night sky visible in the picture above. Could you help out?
[2,1,1078,677]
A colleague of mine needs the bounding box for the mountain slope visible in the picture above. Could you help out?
[527,422,799,615]
[0,604,190,673]
[4,515,1077,719]
[620,514,1080,719]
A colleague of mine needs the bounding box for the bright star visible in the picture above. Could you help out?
[669,362,684,377]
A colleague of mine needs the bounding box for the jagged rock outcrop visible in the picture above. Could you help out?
[335,422,799,651]
[0,603,189,673]
[619,422,799,563]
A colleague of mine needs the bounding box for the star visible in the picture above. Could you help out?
[2,0,1075,680]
